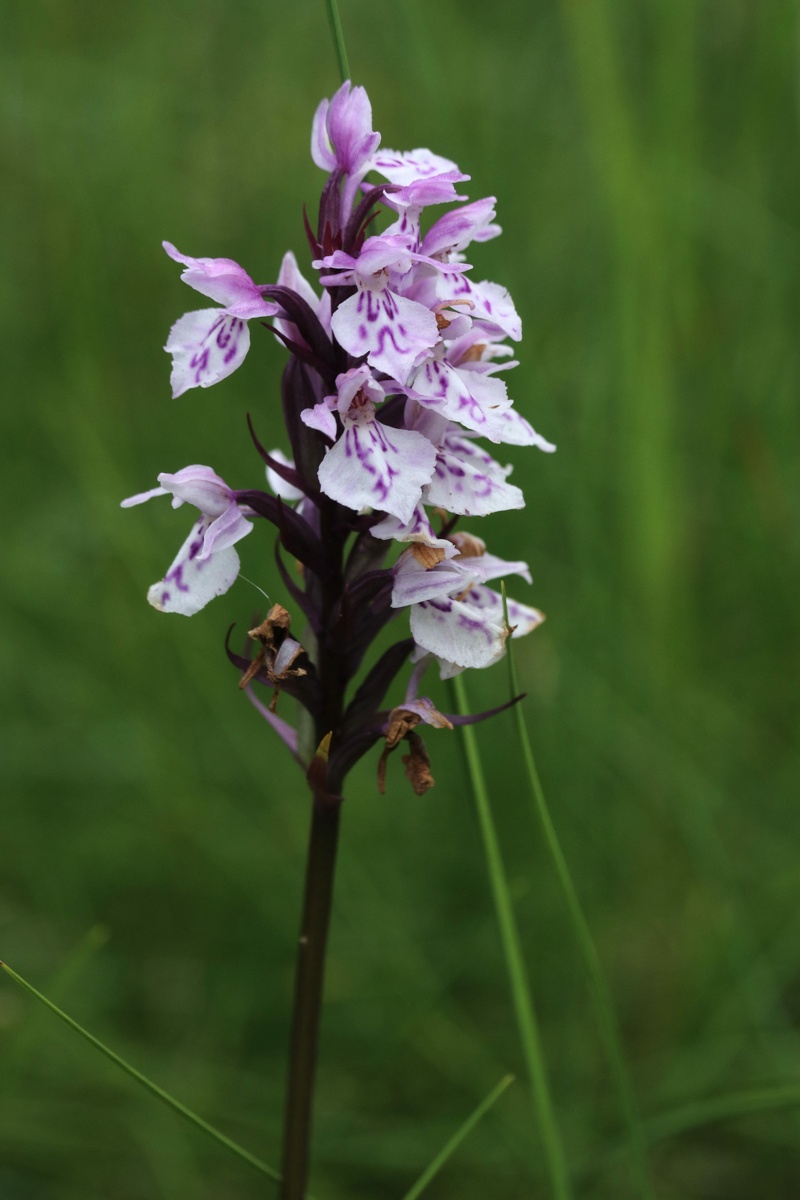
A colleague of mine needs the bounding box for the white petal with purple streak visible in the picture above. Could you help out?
[460,584,544,637]
[371,148,468,187]
[371,504,456,551]
[331,287,438,383]
[146,517,242,617]
[439,274,522,341]
[425,444,524,516]
[165,309,251,398]
[317,409,436,524]
[410,595,507,669]
[409,358,512,440]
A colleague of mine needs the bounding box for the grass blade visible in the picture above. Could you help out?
[324,0,350,84]
[400,1074,515,1200]
[501,587,654,1199]
[646,1083,800,1144]
[451,673,572,1200]
[0,960,281,1185]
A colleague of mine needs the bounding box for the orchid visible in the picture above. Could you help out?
[122,466,253,616]
[125,80,554,797]
[121,72,562,1200]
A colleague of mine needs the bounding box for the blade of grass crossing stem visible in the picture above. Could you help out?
[401,1074,515,1200]
[450,674,572,1200]
[0,961,283,1187]
[500,586,654,1200]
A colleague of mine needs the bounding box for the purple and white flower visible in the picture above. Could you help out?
[163,242,280,398]
[393,543,542,675]
[303,366,437,523]
[121,466,252,616]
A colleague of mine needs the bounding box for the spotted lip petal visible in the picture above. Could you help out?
[146,517,243,617]
[331,287,439,384]
[123,466,252,615]
[165,309,251,398]
[317,409,437,525]
[370,147,469,188]
[425,444,525,517]
[410,594,507,670]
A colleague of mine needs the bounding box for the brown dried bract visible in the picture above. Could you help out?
[411,543,447,569]
[377,702,452,794]
[248,604,291,645]
[402,732,435,796]
[238,604,306,702]
[449,531,486,559]
[456,342,487,364]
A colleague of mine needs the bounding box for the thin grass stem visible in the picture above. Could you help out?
[501,588,654,1200]
[400,1074,515,1200]
[324,0,350,85]
[0,961,282,1186]
[646,1083,800,1144]
[451,673,572,1200]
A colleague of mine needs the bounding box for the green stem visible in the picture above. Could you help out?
[324,0,350,85]
[0,961,280,1183]
[279,797,342,1200]
[501,590,654,1199]
[451,674,572,1200]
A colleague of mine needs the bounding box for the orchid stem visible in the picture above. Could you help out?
[279,796,342,1200]
[324,0,350,85]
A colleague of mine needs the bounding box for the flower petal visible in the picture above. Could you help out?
[409,358,513,440]
[392,552,486,608]
[156,465,234,516]
[425,443,524,516]
[275,251,323,345]
[163,242,277,318]
[462,584,544,637]
[300,401,338,440]
[201,503,253,557]
[266,450,305,502]
[422,198,501,258]
[371,504,456,551]
[318,414,436,524]
[410,595,507,669]
[371,148,468,187]
[312,82,380,176]
[440,274,522,341]
[120,485,168,508]
[331,288,438,383]
[146,517,242,616]
[165,309,251,397]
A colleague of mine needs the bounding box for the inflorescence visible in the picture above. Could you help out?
[123,82,554,799]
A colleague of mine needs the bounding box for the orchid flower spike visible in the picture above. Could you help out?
[125,82,555,795]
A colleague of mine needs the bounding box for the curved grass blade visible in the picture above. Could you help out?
[646,1083,800,1144]
[401,1074,515,1200]
[0,961,281,1185]
[500,586,654,1200]
[450,674,572,1200]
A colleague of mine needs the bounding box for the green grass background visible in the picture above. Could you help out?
[2,1,799,1196]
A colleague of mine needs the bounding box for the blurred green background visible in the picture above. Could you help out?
[2,1,799,1196]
